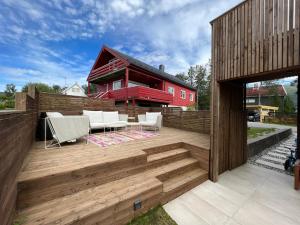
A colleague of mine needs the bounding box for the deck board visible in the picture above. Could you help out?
[18,127,210,183]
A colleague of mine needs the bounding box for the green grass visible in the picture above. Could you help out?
[127,205,177,225]
[247,127,276,139]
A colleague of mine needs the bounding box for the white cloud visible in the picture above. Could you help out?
[0,0,244,91]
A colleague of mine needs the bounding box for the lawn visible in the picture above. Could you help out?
[127,206,177,225]
[247,127,276,139]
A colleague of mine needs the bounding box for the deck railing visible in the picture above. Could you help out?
[88,59,125,81]
[105,86,173,103]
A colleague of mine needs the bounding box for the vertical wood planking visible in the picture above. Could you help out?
[288,0,294,66]
[295,0,300,65]
[273,0,278,70]
[244,1,249,75]
[283,0,288,67]
[248,1,252,75]
[259,0,264,72]
[212,0,300,81]
[268,0,273,71]
[278,0,283,69]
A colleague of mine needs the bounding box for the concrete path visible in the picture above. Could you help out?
[164,164,300,225]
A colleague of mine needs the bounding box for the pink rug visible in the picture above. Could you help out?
[87,130,158,147]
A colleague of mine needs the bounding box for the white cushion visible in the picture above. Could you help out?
[103,111,119,123]
[146,112,161,122]
[108,121,127,128]
[83,110,103,123]
[90,122,108,129]
[140,121,156,126]
[46,112,64,117]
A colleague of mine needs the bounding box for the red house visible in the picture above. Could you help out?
[87,46,196,108]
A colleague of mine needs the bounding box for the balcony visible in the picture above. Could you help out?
[88,59,126,81]
[104,86,173,104]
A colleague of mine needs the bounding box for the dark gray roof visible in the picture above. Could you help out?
[106,46,196,90]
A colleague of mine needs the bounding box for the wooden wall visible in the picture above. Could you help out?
[212,0,300,81]
[39,93,115,114]
[210,0,300,181]
[0,95,37,225]
[38,92,210,134]
[163,110,210,134]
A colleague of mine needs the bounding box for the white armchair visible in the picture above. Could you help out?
[138,112,162,132]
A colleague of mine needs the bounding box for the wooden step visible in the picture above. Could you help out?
[17,153,147,210]
[143,142,183,155]
[147,158,200,181]
[147,148,189,168]
[17,174,162,225]
[161,168,208,204]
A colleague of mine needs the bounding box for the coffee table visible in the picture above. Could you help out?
[127,122,141,131]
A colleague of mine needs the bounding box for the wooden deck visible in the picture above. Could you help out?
[16,127,210,225]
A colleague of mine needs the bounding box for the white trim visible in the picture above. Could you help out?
[168,86,175,96]
[189,93,193,101]
[180,90,186,99]
[113,80,122,90]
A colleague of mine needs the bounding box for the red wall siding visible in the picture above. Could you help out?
[164,81,195,107]
[93,77,195,107]
[96,79,125,93]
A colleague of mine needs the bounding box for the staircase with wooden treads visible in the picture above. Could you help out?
[16,143,208,225]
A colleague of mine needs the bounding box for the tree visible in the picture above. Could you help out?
[22,82,60,93]
[82,84,97,95]
[52,85,62,93]
[283,95,295,114]
[4,84,16,97]
[175,73,188,83]
[195,63,211,110]
[187,66,196,87]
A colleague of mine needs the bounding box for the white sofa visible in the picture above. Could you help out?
[83,110,127,132]
[138,112,162,131]
[45,112,89,148]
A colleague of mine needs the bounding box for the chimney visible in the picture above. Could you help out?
[159,64,165,72]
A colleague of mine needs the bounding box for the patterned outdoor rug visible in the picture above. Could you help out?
[87,130,159,147]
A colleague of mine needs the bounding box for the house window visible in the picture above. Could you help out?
[113,80,122,90]
[181,90,186,99]
[190,93,193,101]
[168,87,175,96]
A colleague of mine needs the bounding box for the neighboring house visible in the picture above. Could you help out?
[246,85,287,109]
[87,45,196,108]
[62,83,86,97]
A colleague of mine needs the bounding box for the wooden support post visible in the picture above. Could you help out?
[125,68,129,106]
[88,82,90,95]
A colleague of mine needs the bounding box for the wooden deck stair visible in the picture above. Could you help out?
[16,143,208,225]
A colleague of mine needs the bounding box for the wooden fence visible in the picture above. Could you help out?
[163,110,211,134]
[0,91,38,225]
[39,92,115,114]
[212,0,300,81]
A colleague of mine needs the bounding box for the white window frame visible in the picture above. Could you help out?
[189,93,193,101]
[181,90,186,99]
[113,80,122,90]
[168,86,175,96]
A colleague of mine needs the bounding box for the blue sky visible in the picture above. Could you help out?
[2,0,296,92]
[0,0,246,91]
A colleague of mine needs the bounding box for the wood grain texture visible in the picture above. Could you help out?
[15,128,209,225]
[211,0,300,81]
[0,93,38,225]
